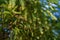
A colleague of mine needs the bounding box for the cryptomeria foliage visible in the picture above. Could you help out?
[0,0,59,40]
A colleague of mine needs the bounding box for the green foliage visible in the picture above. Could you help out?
[0,0,60,40]
[47,0,59,4]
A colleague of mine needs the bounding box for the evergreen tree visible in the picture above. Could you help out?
[0,0,60,40]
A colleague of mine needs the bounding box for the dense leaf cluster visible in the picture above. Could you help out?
[0,0,60,40]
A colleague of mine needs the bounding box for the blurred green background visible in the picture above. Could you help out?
[0,0,60,40]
